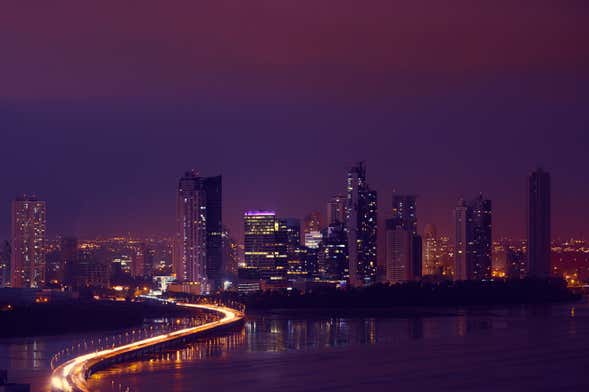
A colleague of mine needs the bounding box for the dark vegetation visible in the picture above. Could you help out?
[235,278,580,312]
[0,301,195,338]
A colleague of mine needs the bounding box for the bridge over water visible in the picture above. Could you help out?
[50,302,245,392]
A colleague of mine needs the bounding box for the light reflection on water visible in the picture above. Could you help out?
[88,301,589,392]
[0,301,586,392]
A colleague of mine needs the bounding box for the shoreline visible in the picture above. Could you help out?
[0,301,200,338]
[249,298,582,318]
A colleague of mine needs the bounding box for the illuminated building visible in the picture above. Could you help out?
[385,224,412,283]
[454,199,468,280]
[282,218,301,255]
[506,246,526,278]
[385,225,422,283]
[318,223,348,281]
[243,211,285,278]
[10,196,46,288]
[273,219,289,273]
[203,176,223,289]
[454,195,492,280]
[385,194,421,283]
[174,171,223,290]
[327,195,346,225]
[391,194,418,234]
[422,224,440,276]
[527,168,551,277]
[221,227,240,282]
[304,231,323,249]
[277,218,305,277]
[0,241,10,287]
[303,211,322,237]
[346,162,377,286]
[131,244,154,278]
[385,194,422,283]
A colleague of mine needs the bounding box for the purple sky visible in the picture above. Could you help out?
[1,1,588,242]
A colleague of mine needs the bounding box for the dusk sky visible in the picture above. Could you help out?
[1,1,588,242]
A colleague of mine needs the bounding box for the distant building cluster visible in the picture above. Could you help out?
[228,165,558,292]
[0,165,582,297]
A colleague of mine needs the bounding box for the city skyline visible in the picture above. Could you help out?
[0,165,581,244]
[1,3,588,391]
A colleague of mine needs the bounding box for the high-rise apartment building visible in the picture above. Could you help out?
[385,195,421,283]
[175,171,222,290]
[454,199,468,280]
[527,168,551,277]
[454,195,492,280]
[0,241,11,287]
[11,196,46,288]
[346,162,377,286]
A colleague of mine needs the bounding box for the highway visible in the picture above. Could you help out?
[50,303,244,392]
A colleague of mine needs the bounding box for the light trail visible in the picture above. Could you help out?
[50,303,244,392]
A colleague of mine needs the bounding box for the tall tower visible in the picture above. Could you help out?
[0,241,11,287]
[527,168,551,277]
[391,194,418,234]
[385,221,413,283]
[11,196,46,288]
[469,195,492,280]
[203,176,223,289]
[422,224,439,276]
[454,195,492,280]
[454,199,468,280]
[385,194,421,282]
[175,171,222,289]
[346,162,377,286]
[277,218,300,275]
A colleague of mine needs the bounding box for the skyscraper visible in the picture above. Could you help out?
[221,227,240,283]
[391,194,418,234]
[346,162,377,286]
[527,168,551,277]
[470,195,492,279]
[327,195,346,225]
[278,218,304,277]
[0,241,11,287]
[175,171,223,290]
[422,224,440,276]
[10,196,47,288]
[319,223,348,281]
[385,221,413,283]
[385,195,421,283]
[203,176,223,289]
[61,237,78,286]
[454,199,468,280]
[454,195,492,280]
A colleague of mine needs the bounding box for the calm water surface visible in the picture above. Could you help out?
[1,300,588,391]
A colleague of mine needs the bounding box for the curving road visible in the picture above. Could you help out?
[50,303,244,392]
